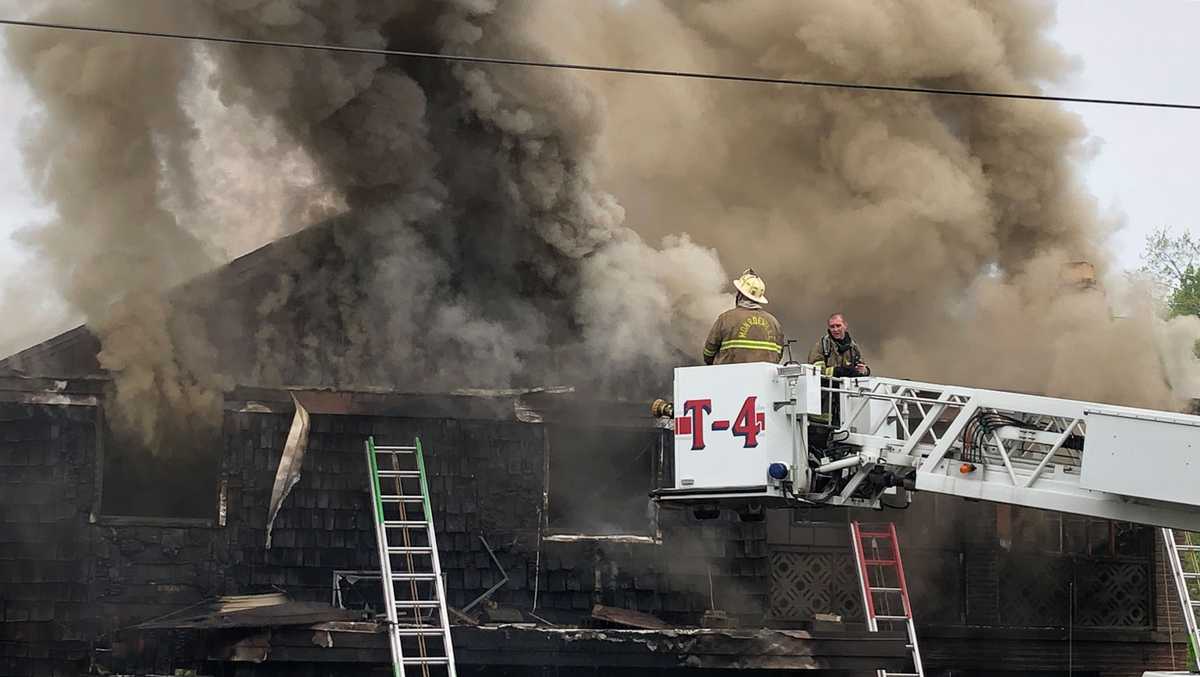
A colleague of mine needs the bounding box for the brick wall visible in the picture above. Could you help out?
[1153,528,1193,668]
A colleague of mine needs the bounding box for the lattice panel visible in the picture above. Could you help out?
[999,554,1071,627]
[999,554,1151,628]
[768,550,863,621]
[1073,559,1151,628]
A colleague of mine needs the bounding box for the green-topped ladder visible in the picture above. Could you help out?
[1162,528,1200,673]
[366,437,456,677]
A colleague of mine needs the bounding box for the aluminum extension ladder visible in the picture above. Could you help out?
[850,521,924,677]
[1162,528,1200,672]
[366,437,456,677]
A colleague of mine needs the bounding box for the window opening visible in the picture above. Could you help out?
[546,425,664,536]
[97,408,221,521]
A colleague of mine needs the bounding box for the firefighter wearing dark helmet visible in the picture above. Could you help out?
[702,269,785,365]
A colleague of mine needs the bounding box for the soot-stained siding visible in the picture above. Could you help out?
[0,402,97,677]
[0,391,1183,677]
[236,411,761,623]
[0,397,761,675]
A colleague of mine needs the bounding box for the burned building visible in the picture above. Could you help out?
[6,0,1199,674]
[0,220,1193,677]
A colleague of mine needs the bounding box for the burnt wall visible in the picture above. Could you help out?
[231,411,764,624]
[0,403,96,677]
[0,398,231,676]
[0,401,760,676]
[768,497,1159,631]
[0,398,1184,677]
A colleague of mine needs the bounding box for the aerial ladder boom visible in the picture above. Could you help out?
[654,362,1200,531]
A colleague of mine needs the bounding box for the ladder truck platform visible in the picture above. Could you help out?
[652,362,1200,532]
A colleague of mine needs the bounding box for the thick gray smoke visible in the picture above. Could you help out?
[523,0,1198,406]
[5,2,230,444]
[190,0,729,391]
[5,0,728,444]
[4,0,1197,446]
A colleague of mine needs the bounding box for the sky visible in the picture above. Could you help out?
[0,48,42,276]
[1049,0,1200,271]
[0,0,1198,352]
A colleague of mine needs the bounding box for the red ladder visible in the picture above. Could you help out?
[850,521,924,677]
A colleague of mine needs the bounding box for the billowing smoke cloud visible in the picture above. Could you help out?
[3,0,728,443]
[4,0,1198,448]
[5,1,230,445]
[185,0,729,393]
[521,0,1199,406]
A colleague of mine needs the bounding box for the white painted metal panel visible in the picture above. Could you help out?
[915,466,1200,531]
[673,363,793,490]
[1080,410,1200,506]
[792,366,822,415]
[842,383,898,438]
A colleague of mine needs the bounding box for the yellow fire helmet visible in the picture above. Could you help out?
[733,268,768,304]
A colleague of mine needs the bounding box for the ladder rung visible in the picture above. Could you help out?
[874,614,910,621]
[1183,573,1200,579]
[394,627,447,636]
[885,673,920,676]
[392,573,439,581]
[869,587,902,593]
[864,559,897,566]
[368,439,455,669]
[383,520,431,528]
[859,532,893,539]
[1176,545,1200,551]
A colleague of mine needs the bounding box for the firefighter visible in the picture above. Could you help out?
[702,269,784,365]
[808,313,870,376]
[804,313,869,433]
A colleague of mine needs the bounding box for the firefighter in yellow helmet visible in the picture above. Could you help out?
[702,269,785,365]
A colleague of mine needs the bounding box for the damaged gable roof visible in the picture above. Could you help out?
[0,216,347,379]
[0,325,102,378]
[3,206,680,397]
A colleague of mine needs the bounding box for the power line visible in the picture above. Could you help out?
[2,17,1200,111]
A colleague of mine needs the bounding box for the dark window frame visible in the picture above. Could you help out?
[543,424,668,540]
[1010,506,1151,559]
[89,403,226,528]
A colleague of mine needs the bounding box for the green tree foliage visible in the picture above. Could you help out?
[1168,265,1200,319]
[1139,227,1200,299]
[1143,229,1200,358]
